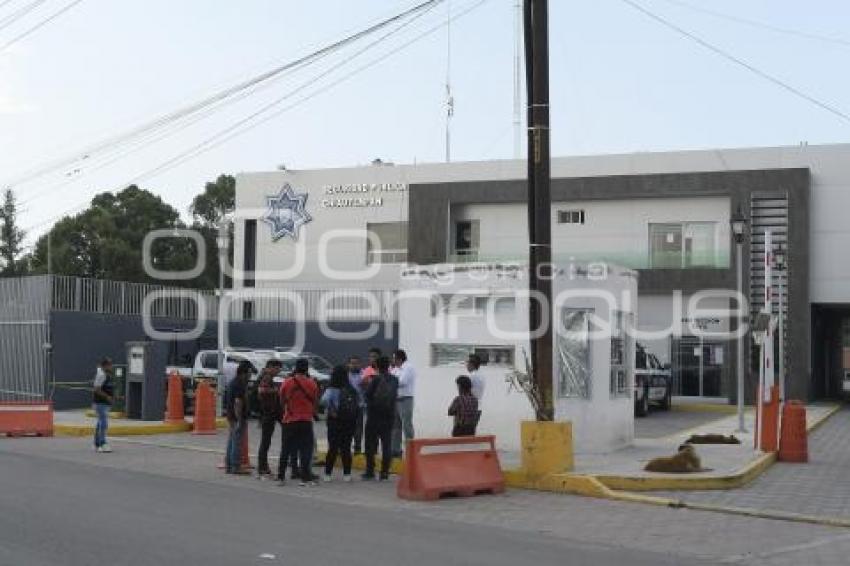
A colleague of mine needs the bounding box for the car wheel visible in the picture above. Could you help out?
[636,388,649,417]
[659,390,672,411]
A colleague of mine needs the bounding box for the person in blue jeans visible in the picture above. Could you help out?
[225,361,252,474]
[92,358,114,453]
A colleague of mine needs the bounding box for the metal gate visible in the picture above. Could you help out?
[0,277,50,402]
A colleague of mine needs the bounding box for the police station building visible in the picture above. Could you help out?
[232,143,850,403]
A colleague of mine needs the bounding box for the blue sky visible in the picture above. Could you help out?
[1,0,849,244]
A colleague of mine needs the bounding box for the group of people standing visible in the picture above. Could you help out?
[223,348,486,485]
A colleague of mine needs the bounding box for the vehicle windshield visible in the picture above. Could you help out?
[280,354,331,375]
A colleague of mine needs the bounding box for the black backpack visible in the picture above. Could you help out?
[369,374,397,415]
[334,385,360,422]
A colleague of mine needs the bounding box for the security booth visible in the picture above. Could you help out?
[124,341,167,420]
[398,262,638,454]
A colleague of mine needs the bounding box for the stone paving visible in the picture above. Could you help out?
[3,435,850,566]
[655,406,850,520]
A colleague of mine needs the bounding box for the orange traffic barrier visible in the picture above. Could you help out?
[754,386,780,452]
[779,400,808,463]
[397,435,504,501]
[165,372,185,425]
[0,401,54,437]
[192,381,216,435]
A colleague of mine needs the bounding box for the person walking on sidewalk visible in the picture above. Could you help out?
[278,358,319,486]
[92,358,114,453]
[391,349,416,458]
[321,365,360,482]
[347,355,367,454]
[448,375,480,437]
[225,361,252,475]
[256,359,283,476]
[466,354,485,404]
[363,356,398,481]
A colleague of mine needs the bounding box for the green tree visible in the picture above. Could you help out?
[190,174,235,227]
[189,174,235,289]
[0,188,28,276]
[32,185,197,283]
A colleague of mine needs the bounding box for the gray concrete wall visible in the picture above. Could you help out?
[49,311,398,409]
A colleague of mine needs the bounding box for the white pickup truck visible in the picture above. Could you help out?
[634,343,672,417]
[167,349,334,415]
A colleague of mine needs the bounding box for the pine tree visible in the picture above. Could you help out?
[0,188,27,276]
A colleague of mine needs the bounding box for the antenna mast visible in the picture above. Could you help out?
[513,0,522,158]
[445,0,454,162]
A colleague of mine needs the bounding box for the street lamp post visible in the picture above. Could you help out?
[215,220,230,419]
[730,207,748,433]
[774,243,786,402]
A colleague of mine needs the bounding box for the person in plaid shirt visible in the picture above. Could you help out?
[448,375,480,437]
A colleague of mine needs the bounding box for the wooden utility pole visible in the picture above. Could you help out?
[524,0,553,421]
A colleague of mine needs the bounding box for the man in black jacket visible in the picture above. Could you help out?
[362,356,398,481]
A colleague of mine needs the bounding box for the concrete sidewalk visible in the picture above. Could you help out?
[652,406,850,525]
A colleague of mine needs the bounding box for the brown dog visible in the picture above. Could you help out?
[644,444,707,473]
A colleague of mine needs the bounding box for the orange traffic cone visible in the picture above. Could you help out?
[240,425,253,470]
[779,401,808,463]
[755,386,780,452]
[193,381,217,435]
[165,372,185,424]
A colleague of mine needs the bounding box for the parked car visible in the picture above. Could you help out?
[634,343,672,417]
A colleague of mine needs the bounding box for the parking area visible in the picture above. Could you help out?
[635,404,728,439]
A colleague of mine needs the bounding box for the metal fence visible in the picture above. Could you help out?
[1,275,398,401]
[50,275,218,320]
[0,276,50,402]
[48,275,398,322]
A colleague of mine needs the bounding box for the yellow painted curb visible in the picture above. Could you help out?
[56,421,193,437]
[84,410,127,419]
[594,452,776,492]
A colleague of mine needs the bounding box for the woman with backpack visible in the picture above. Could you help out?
[320,365,360,482]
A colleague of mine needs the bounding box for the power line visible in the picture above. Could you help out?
[3,0,445,189]
[0,0,20,12]
[620,0,850,125]
[19,0,443,207]
[0,0,84,53]
[659,0,850,48]
[118,0,490,185]
[23,0,489,234]
[0,0,47,33]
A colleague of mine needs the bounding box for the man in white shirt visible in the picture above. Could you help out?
[466,354,485,402]
[391,349,416,457]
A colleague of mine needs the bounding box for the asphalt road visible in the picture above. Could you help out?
[0,447,704,566]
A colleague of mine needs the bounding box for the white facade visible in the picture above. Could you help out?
[397,263,638,454]
[235,143,850,302]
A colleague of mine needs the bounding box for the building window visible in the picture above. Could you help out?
[452,220,480,261]
[557,210,585,224]
[243,219,257,287]
[610,310,632,398]
[366,221,408,264]
[430,343,515,367]
[649,222,717,268]
[432,294,516,317]
[557,308,592,399]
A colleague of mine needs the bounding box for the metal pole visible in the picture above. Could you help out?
[513,0,522,159]
[524,0,554,421]
[778,272,785,401]
[216,221,227,420]
[736,240,747,432]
